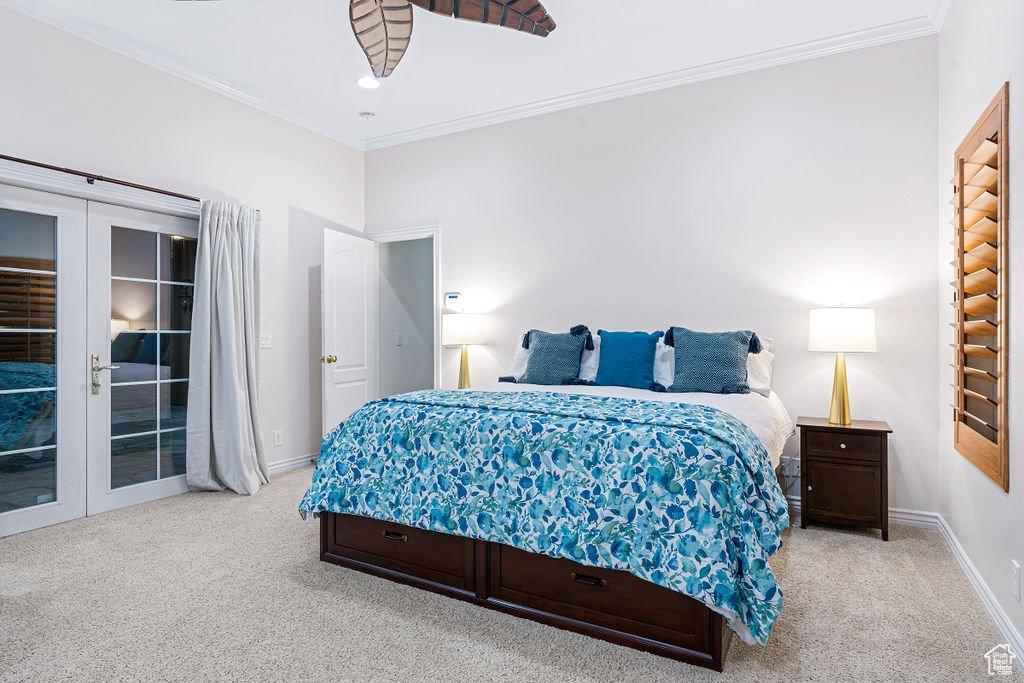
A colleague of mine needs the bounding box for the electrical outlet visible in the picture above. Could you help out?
[273,430,283,447]
[396,333,404,347]
[259,333,273,349]
[1012,560,1021,602]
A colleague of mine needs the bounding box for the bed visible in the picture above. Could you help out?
[300,383,792,671]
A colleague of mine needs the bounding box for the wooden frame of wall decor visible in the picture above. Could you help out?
[951,83,1009,491]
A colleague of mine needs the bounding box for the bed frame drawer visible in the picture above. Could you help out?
[805,430,881,461]
[323,514,476,593]
[489,544,712,652]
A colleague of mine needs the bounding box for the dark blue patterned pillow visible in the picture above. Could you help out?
[665,327,762,394]
[518,326,592,385]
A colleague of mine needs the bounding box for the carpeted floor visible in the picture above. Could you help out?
[0,466,1016,682]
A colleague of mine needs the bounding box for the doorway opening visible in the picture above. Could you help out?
[378,236,436,397]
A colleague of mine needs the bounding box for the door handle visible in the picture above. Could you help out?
[91,353,120,395]
[321,354,338,364]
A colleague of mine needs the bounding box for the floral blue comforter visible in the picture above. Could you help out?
[299,390,789,645]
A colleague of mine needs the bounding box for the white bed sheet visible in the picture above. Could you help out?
[474,383,795,468]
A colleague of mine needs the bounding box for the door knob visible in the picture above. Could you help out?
[807,485,813,492]
[321,354,338,364]
[90,353,120,395]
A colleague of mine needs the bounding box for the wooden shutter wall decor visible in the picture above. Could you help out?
[951,83,1009,491]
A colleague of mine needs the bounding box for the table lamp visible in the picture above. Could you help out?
[442,313,485,389]
[808,307,877,425]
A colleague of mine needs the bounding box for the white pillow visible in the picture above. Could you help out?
[747,348,775,397]
[653,340,674,387]
[505,343,530,379]
[579,334,600,382]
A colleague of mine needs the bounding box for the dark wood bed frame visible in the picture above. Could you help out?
[317,465,785,671]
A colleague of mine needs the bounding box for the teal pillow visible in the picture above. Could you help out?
[518,326,592,385]
[134,333,170,365]
[594,330,663,390]
[110,332,143,363]
[665,327,762,394]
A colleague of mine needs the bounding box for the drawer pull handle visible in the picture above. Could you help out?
[839,443,847,449]
[807,485,813,492]
[571,572,608,588]
[382,530,408,543]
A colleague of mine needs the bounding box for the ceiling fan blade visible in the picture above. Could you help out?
[350,0,414,78]
[409,0,556,37]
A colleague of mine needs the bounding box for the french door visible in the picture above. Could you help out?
[0,186,198,536]
[85,203,198,515]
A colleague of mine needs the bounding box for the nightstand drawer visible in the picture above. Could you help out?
[805,430,882,461]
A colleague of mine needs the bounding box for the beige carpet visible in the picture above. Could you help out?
[1,466,1016,683]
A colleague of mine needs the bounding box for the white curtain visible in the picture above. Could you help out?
[186,201,269,495]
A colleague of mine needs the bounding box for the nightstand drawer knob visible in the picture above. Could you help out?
[839,443,847,449]
[807,485,813,492]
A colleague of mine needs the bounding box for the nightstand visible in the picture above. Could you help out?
[797,417,893,540]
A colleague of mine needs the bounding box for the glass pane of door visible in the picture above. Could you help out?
[0,208,58,514]
[108,227,196,489]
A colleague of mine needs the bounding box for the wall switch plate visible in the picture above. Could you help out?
[273,430,283,447]
[396,333,404,347]
[1012,560,1021,602]
[259,334,273,349]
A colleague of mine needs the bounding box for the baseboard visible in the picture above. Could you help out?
[937,516,1024,658]
[786,495,1023,655]
[785,496,940,529]
[267,453,316,475]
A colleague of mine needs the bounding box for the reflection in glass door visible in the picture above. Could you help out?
[87,204,198,515]
[0,186,87,537]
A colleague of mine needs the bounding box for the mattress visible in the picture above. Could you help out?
[474,382,794,469]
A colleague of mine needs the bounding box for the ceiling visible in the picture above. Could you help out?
[1,0,947,150]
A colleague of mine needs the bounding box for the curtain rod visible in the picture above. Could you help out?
[0,153,201,203]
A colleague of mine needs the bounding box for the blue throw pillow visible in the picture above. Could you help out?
[518,325,592,385]
[665,327,762,394]
[594,330,663,390]
[110,332,143,364]
[134,333,170,365]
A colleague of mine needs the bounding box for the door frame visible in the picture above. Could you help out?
[367,225,442,391]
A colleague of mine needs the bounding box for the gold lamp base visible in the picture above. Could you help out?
[458,344,471,390]
[828,352,852,425]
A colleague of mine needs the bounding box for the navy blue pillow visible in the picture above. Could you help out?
[518,325,592,385]
[594,330,663,390]
[134,333,170,365]
[110,332,143,364]
[665,327,762,394]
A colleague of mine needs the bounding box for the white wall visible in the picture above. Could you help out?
[379,237,435,396]
[367,38,940,509]
[0,7,365,468]
[937,0,1024,640]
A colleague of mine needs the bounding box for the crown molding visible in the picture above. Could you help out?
[0,0,366,151]
[3,0,945,153]
[365,14,940,150]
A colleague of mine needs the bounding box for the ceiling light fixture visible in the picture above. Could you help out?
[357,76,381,90]
[349,0,556,79]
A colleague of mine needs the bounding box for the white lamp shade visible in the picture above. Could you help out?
[443,313,485,347]
[110,318,131,340]
[808,308,877,353]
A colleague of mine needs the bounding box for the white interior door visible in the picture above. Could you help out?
[322,229,378,434]
[0,185,88,537]
[85,203,198,515]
